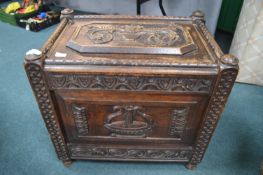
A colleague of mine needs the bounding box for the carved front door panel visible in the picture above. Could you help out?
[104,105,154,137]
[55,90,208,146]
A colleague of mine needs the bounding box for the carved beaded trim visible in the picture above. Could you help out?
[41,18,68,54]
[47,74,212,93]
[70,145,191,160]
[169,108,189,138]
[195,19,224,59]
[26,64,70,161]
[74,15,192,21]
[45,57,216,67]
[189,69,237,165]
[72,105,89,135]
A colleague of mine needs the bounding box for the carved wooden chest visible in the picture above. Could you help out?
[24,10,239,169]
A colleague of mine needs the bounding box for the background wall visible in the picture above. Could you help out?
[50,0,222,35]
[51,0,136,15]
[141,0,222,34]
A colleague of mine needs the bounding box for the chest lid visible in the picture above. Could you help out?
[67,21,196,55]
[43,12,223,68]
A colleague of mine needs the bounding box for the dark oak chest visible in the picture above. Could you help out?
[24,10,239,169]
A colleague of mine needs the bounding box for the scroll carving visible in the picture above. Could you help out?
[48,74,212,93]
[169,108,189,138]
[70,145,191,161]
[72,105,89,135]
[104,105,154,137]
[87,24,183,46]
[66,22,197,55]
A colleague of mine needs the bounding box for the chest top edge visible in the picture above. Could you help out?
[27,12,238,73]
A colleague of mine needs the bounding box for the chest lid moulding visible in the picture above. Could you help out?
[24,9,239,169]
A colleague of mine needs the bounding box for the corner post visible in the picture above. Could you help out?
[186,54,239,169]
[60,8,74,22]
[191,10,206,23]
[24,15,73,166]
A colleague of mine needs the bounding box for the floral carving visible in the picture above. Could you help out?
[70,145,191,161]
[86,24,182,46]
[48,74,212,93]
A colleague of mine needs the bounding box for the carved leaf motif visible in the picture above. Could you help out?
[48,74,212,93]
[136,30,180,46]
[127,77,145,89]
[87,26,114,44]
[78,76,93,87]
[157,78,173,89]
[102,77,117,88]
[70,145,191,160]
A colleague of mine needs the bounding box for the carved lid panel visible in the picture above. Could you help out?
[45,16,218,68]
[67,22,197,55]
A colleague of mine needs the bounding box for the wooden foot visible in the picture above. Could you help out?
[185,163,197,170]
[63,160,73,167]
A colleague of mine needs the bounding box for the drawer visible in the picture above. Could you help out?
[53,90,209,146]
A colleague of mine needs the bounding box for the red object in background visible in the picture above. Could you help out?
[22,0,31,8]
[16,8,26,14]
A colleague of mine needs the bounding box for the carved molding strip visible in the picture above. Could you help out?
[74,15,192,21]
[196,19,224,59]
[70,145,191,161]
[189,69,238,165]
[25,64,70,161]
[169,108,189,138]
[48,74,212,93]
[104,105,154,137]
[45,57,216,67]
[72,105,89,135]
[41,18,68,54]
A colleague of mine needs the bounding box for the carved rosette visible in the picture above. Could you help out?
[169,108,189,139]
[24,62,70,161]
[188,67,238,168]
[72,105,89,135]
[70,145,191,161]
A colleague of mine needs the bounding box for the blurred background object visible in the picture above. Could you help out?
[230,0,263,86]
[46,0,222,34]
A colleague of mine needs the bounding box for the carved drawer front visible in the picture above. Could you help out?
[55,90,208,146]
